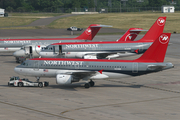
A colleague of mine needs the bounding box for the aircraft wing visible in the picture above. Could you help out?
[58,70,97,80]
[82,52,118,59]
[96,53,117,59]
[57,70,107,80]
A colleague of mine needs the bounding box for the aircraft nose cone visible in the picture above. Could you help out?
[14,67,20,74]
[39,52,45,57]
[13,50,26,57]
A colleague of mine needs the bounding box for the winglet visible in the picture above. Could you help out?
[138,17,166,42]
[75,24,112,40]
[135,33,171,62]
[98,69,104,74]
[117,28,148,42]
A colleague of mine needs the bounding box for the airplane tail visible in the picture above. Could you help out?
[137,16,166,42]
[75,24,112,40]
[117,28,147,42]
[135,33,171,62]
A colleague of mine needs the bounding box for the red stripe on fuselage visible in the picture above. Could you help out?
[30,58,156,63]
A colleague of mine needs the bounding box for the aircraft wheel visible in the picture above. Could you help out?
[84,83,90,89]
[18,82,23,87]
[89,80,95,87]
[38,82,43,88]
[44,82,49,87]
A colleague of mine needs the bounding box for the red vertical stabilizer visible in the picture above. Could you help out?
[117,28,145,42]
[76,24,112,40]
[135,33,171,62]
[138,16,166,42]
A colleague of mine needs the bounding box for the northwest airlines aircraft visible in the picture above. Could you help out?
[14,33,173,88]
[13,27,146,60]
[0,24,111,62]
[38,17,166,59]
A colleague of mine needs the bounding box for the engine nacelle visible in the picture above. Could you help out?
[83,55,97,59]
[56,74,72,85]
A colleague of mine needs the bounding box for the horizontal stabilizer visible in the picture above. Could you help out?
[90,25,112,28]
[147,65,166,70]
[130,29,148,32]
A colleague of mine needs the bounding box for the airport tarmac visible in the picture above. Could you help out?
[0,34,179,120]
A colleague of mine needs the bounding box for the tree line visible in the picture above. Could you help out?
[0,0,178,12]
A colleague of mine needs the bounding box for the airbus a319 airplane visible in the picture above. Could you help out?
[13,27,146,60]
[0,24,111,62]
[38,17,166,59]
[14,33,173,88]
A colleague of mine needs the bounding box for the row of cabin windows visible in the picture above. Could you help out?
[41,64,126,68]
[21,62,126,69]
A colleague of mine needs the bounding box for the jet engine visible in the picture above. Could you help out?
[56,74,73,84]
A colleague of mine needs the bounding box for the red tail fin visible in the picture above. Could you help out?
[117,28,147,42]
[76,24,112,40]
[138,17,166,42]
[136,33,171,62]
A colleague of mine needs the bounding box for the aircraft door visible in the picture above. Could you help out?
[132,62,138,73]
[75,63,79,69]
[25,47,30,54]
[30,46,32,54]
[59,45,62,54]
[168,8,170,12]
[53,46,55,53]
[34,61,39,71]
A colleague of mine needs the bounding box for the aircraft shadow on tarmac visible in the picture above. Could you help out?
[1,83,143,91]
[46,83,143,91]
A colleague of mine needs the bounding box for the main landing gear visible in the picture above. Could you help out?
[84,80,95,89]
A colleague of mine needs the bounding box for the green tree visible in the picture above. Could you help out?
[72,0,81,8]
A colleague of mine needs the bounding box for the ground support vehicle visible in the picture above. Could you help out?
[8,76,49,88]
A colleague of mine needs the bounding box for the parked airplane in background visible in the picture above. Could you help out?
[0,24,111,62]
[13,27,146,60]
[14,33,173,88]
[38,17,166,59]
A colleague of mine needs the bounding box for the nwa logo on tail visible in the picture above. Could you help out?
[157,18,165,26]
[85,28,92,35]
[125,33,138,41]
[159,34,169,44]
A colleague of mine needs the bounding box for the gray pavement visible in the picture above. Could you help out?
[0,34,179,120]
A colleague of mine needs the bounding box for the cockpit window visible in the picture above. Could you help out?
[44,46,48,50]
[43,46,53,51]
[41,47,45,50]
